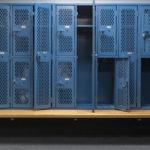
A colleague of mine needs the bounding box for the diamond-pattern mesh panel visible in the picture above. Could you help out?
[15,62,29,78]
[58,62,72,79]
[129,62,135,105]
[58,88,72,105]
[0,8,8,52]
[37,7,50,52]
[59,36,72,53]
[121,9,136,53]
[0,62,8,105]
[116,60,129,108]
[144,9,150,25]
[15,9,29,25]
[59,9,72,25]
[15,36,29,53]
[100,35,114,53]
[37,62,50,105]
[100,9,114,26]
[15,89,28,104]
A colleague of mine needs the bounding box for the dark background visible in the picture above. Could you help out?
[0,118,150,150]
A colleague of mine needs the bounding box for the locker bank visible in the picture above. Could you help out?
[0,0,150,118]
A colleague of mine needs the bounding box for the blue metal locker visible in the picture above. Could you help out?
[56,6,75,56]
[34,4,51,109]
[97,6,117,57]
[0,6,10,108]
[118,6,137,57]
[12,58,32,108]
[115,58,129,110]
[56,58,75,108]
[140,6,150,56]
[12,6,33,56]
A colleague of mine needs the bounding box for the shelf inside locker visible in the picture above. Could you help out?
[77,27,92,108]
[77,25,93,28]
[77,6,92,26]
[141,58,150,108]
[97,59,115,108]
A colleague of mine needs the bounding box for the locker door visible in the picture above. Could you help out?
[97,6,117,57]
[56,6,75,56]
[115,58,129,110]
[0,6,10,108]
[12,58,32,108]
[12,6,33,56]
[34,4,51,109]
[56,58,75,108]
[140,6,150,56]
[119,6,137,57]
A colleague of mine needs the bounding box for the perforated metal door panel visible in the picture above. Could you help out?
[56,6,75,56]
[115,58,129,110]
[12,6,33,56]
[12,58,32,108]
[0,6,10,108]
[56,58,75,108]
[97,6,117,57]
[129,56,137,108]
[140,6,150,56]
[118,6,137,57]
[34,4,51,109]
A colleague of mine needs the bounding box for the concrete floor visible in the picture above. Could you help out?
[0,118,150,150]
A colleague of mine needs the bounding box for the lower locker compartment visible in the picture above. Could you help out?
[97,58,130,110]
[12,58,32,108]
[77,28,92,109]
[0,60,10,108]
[141,58,150,108]
[97,59,115,109]
[55,58,75,108]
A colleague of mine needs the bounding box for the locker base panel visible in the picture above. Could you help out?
[0,110,150,118]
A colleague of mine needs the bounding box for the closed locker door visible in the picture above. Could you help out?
[56,58,75,108]
[34,4,51,109]
[56,6,75,56]
[140,6,150,56]
[118,6,137,57]
[0,6,10,108]
[97,6,117,57]
[115,58,129,110]
[12,58,32,108]
[12,6,33,56]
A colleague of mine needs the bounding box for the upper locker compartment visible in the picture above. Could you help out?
[0,6,10,108]
[118,6,137,58]
[96,6,117,57]
[56,6,75,56]
[34,4,51,109]
[12,6,33,56]
[140,6,150,57]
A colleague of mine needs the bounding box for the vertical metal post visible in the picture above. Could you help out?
[92,0,96,112]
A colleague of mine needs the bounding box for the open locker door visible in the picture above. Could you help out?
[115,58,130,110]
[34,4,51,109]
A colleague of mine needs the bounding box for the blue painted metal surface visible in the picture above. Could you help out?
[0,6,10,108]
[34,4,51,109]
[12,6,33,56]
[56,58,75,108]
[118,6,137,58]
[56,6,75,56]
[140,6,150,57]
[96,6,117,57]
[114,58,130,110]
[12,58,32,108]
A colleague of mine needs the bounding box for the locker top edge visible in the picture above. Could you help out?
[0,0,150,4]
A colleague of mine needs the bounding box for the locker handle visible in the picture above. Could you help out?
[36,54,41,61]
[142,31,150,39]
[99,29,110,34]
[122,81,128,88]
